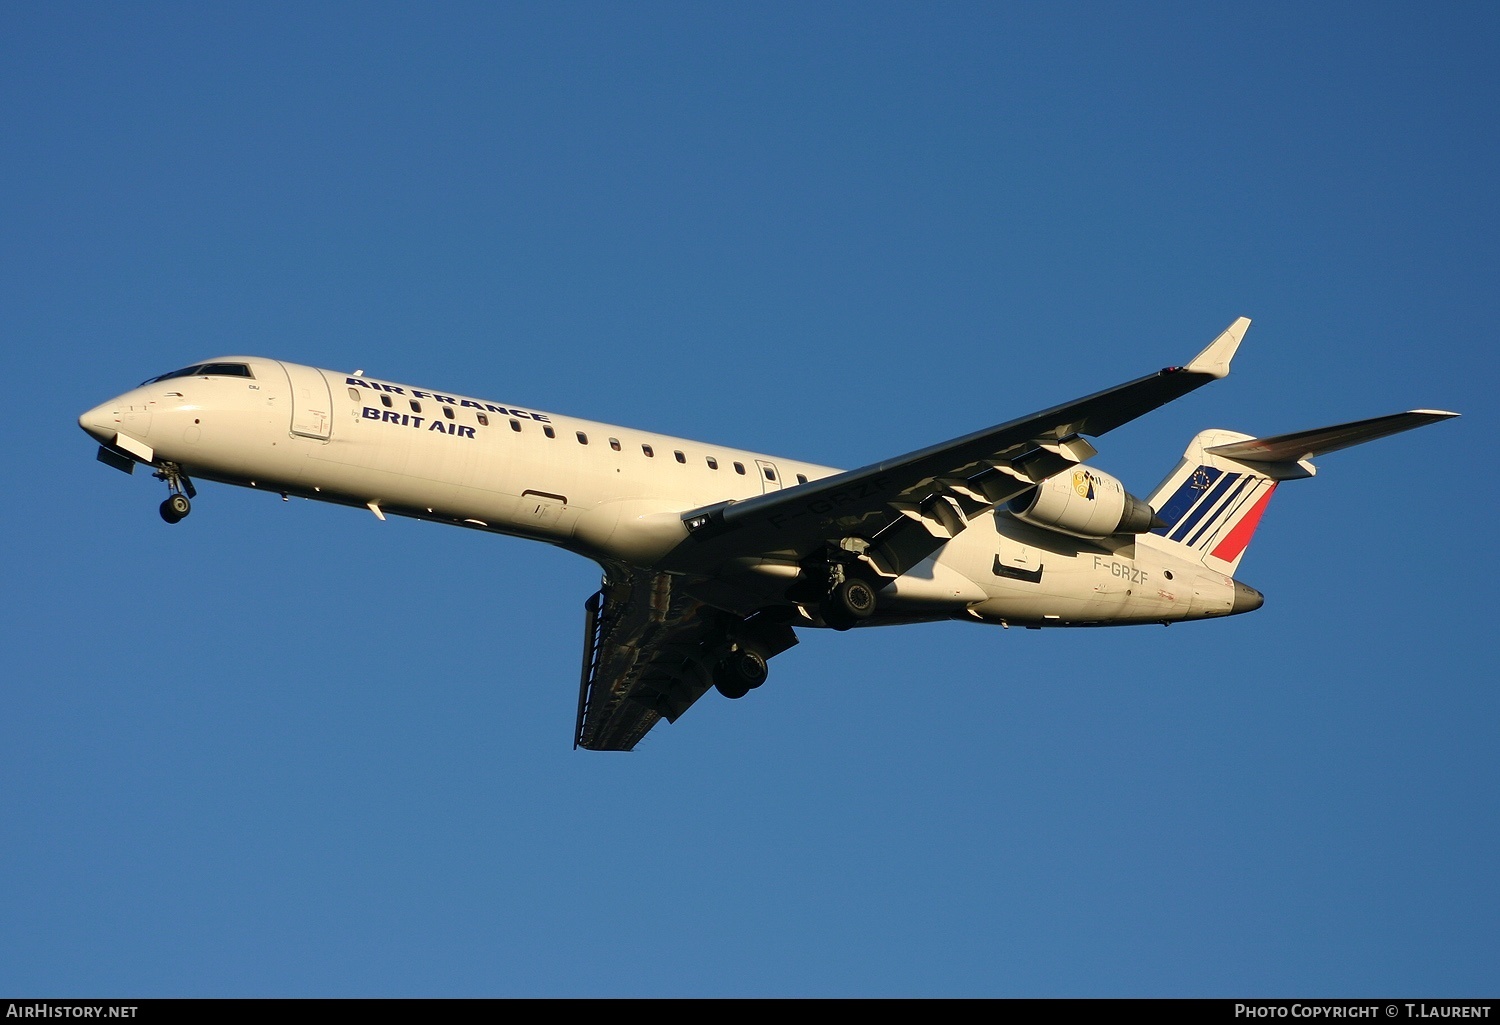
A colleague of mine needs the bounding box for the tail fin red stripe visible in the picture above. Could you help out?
[1209,483,1276,563]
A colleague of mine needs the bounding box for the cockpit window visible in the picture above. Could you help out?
[197,362,253,378]
[142,362,254,385]
[143,365,202,384]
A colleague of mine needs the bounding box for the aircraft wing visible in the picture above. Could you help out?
[574,565,721,751]
[659,318,1251,580]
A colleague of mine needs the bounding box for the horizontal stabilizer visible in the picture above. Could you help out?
[1150,408,1457,574]
[1205,409,1458,463]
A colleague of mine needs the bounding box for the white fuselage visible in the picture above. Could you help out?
[79,356,1244,629]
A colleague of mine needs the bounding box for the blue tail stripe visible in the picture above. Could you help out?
[1153,466,1222,535]
[1185,475,1256,548]
[1170,471,1242,543]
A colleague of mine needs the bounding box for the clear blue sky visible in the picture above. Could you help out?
[3,2,1496,998]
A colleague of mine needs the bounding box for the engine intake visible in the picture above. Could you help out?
[1007,466,1160,539]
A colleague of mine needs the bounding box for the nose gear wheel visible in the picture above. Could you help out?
[152,462,196,523]
[160,494,191,523]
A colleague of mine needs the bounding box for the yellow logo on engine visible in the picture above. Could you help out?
[1073,469,1096,500]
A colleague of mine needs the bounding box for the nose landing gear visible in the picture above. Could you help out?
[153,462,197,524]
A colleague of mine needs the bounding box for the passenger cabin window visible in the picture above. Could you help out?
[674,451,686,463]
[543,426,556,439]
[510,419,521,432]
[347,388,360,401]
[380,394,393,408]
[642,444,654,457]
[477,413,489,426]
[706,457,718,469]
[443,406,455,420]
[796,473,808,484]
[409,400,422,413]
[734,462,746,475]
[609,438,621,451]
[763,466,777,481]
[576,432,588,445]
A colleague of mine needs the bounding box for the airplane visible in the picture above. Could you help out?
[77,318,1457,750]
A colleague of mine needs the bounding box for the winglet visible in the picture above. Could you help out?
[1184,316,1251,379]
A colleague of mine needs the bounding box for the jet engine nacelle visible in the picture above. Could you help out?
[1007,466,1159,539]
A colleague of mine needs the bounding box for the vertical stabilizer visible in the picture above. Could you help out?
[1146,429,1297,575]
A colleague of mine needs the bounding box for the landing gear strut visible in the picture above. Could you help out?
[153,462,196,524]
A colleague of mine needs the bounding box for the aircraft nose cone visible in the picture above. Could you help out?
[1231,579,1264,614]
[78,402,116,443]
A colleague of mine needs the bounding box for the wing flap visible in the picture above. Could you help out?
[574,567,718,751]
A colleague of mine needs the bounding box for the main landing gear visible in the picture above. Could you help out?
[708,612,798,701]
[712,646,769,700]
[784,550,883,631]
[153,462,196,524]
[821,564,878,632]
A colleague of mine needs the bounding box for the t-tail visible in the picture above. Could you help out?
[1147,409,1458,575]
